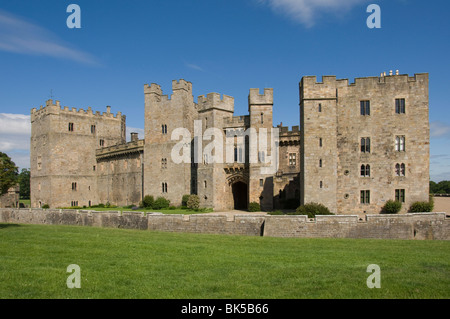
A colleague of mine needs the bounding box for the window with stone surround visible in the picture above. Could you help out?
[71,182,77,191]
[162,124,168,134]
[360,190,370,204]
[68,122,74,132]
[361,137,371,153]
[395,136,405,151]
[360,164,370,177]
[91,125,96,134]
[395,163,406,176]
[360,100,370,116]
[162,182,168,193]
[289,153,296,166]
[395,99,406,114]
[395,189,405,203]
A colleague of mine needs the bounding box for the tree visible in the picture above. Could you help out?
[18,168,30,199]
[0,152,19,195]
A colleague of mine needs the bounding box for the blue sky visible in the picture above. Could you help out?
[0,0,449,181]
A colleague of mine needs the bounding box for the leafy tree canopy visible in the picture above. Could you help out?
[0,152,19,195]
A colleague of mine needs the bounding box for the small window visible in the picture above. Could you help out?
[162,124,168,134]
[289,153,296,166]
[261,113,264,124]
[395,189,405,203]
[162,182,168,193]
[320,181,323,189]
[319,138,323,147]
[360,190,370,204]
[71,182,77,191]
[395,99,405,114]
[319,159,322,168]
[260,179,263,187]
[68,122,74,132]
[360,101,370,116]
[99,139,105,147]
[395,163,406,176]
[71,201,78,207]
[361,137,371,153]
[395,136,405,152]
[93,165,96,171]
[361,164,370,177]
[91,125,96,134]
[204,180,207,188]
[318,103,322,112]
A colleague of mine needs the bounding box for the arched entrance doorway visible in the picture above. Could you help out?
[232,181,248,210]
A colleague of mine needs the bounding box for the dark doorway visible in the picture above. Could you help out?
[232,181,248,210]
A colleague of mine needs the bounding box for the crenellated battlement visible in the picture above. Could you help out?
[248,88,273,106]
[277,125,300,135]
[172,79,192,93]
[198,92,234,113]
[301,73,428,89]
[31,99,124,121]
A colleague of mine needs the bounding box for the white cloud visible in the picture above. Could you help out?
[185,63,204,72]
[431,121,450,139]
[0,9,98,65]
[257,0,369,27]
[0,113,31,169]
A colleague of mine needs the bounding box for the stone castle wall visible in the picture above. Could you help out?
[1,208,448,240]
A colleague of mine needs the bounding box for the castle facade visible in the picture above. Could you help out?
[30,72,429,215]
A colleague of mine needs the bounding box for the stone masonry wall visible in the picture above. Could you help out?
[1,209,448,240]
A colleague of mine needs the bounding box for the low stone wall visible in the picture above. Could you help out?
[263,213,450,240]
[0,208,448,240]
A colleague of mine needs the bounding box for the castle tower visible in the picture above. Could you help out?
[30,100,126,208]
[299,76,339,213]
[248,88,275,211]
[196,92,235,210]
[143,80,197,206]
[299,73,429,215]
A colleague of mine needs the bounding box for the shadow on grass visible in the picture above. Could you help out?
[0,223,21,229]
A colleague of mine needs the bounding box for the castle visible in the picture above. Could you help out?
[30,72,430,216]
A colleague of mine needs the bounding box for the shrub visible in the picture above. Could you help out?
[295,202,333,218]
[248,202,261,212]
[187,194,200,210]
[182,194,190,207]
[409,200,434,213]
[153,197,170,210]
[142,195,154,208]
[42,204,50,209]
[268,210,284,215]
[382,200,402,214]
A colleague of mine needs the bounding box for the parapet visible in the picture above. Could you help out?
[172,79,192,93]
[31,99,124,121]
[144,83,163,95]
[248,88,273,106]
[198,92,234,113]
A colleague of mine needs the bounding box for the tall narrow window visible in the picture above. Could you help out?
[320,181,323,189]
[396,163,406,176]
[395,136,405,151]
[361,137,370,153]
[99,139,105,147]
[68,122,74,132]
[395,189,405,203]
[319,138,323,147]
[162,182,168,193]
[360,100,370,116]
[161,124,168,134]
[261,113,264,124]
[361,164,370,177]
[318,103,322,112]
[260,179,263,187]
[360,190,370,204]
[72,182,77,191]
[319,159,322,168]
[395,99,406,114]
[91,125,96,134]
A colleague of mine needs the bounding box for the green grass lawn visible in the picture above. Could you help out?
[0,223,449,299]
